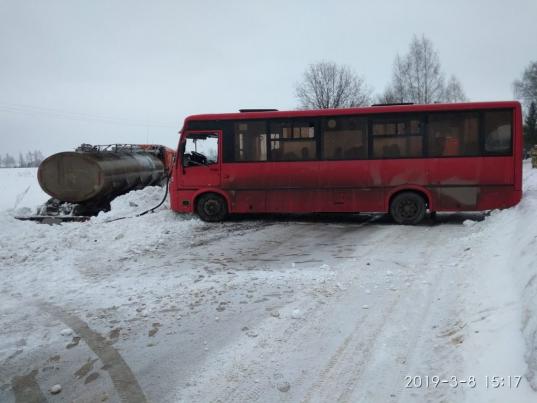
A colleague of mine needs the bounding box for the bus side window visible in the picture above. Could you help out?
[322,117,367,160]
[371,116,422,159]
[483,110,512,154]
[270,121,316,161]
[427,112,479,157]
[234,121,267,161]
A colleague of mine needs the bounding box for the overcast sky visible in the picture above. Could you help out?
[1,0,536,157]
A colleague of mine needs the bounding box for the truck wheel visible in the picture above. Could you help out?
[390,192,426,225]
[196,193,228,222]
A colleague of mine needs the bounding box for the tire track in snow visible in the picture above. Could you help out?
[330,225,467,403]
[11,369,47,403]
[290,224,407,402]
[201,219,390,403]
[296,225,462,403]
[171,220,378,402]
[301,295,401,403]
[41,303,148,403]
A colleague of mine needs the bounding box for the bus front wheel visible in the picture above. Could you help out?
[390,192,426,225]
[196,193,228,222]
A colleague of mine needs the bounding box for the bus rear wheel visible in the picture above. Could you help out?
[196,193,228,222]
[390,192,426,225]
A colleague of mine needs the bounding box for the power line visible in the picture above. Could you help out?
[0,102,179,129]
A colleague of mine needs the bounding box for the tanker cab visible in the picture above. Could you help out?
[179,131,221,189]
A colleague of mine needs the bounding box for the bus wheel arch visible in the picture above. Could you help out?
[194,191,229,222]
[388,189,429,225]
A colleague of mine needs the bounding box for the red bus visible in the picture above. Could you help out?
[169,101,522,224]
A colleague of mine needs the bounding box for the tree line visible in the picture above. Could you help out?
[0,151,44,168]
[295,34,537,151]
[295,35,466,109]
[514,62,537,152]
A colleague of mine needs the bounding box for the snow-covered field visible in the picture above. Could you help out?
[1,166,537,403]
[0,168,48,212]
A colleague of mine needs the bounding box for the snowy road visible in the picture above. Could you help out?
[1,167,537,403]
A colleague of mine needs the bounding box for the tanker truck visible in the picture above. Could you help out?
[18,144,175,223]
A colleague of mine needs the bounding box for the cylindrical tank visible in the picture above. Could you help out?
[38,151,165,203]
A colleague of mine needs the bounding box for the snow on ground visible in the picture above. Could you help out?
[456,162,537,397]
[93,186,169,222]
[0,168,48,212]
[0,165,537,402]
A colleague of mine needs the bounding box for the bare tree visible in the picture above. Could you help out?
[514,61,537,109]
[389,55,409,103]
[376,87,400,104]
[443,76,467,103]
[524,101,537,151]
[383,35,466,104]
[3,153,16,168]
[33,150,44,166]
[25,151,32,167]
[296,61,372,109]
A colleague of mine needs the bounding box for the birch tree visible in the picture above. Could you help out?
[384,35,466,104]
[514,61,537,109]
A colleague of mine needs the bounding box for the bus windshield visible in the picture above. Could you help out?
[183,133,218,166]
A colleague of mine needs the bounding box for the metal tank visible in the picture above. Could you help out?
[37,145,166,204]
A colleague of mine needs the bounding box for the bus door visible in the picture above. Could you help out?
[179,131,221,189]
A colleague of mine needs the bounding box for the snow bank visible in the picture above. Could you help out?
[0,181,199,281]
[458,160,537,393]
[0,168,169,222]
[93,186,168,222]
[483,163,537,390]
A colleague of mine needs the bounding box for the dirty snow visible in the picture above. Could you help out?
[0,164,537,402]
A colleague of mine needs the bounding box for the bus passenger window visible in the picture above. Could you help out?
[427,112,478,157]
[322,117,367,160]
[270,121,316,161]
[373,137,422,158]
[234,121,268,161]
[371,116,422,158]
[483,110,512,154]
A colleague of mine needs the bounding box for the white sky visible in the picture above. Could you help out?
[1,0,536,157]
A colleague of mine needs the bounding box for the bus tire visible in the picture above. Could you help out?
[390,192,426,225]
[196,193,228,222]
